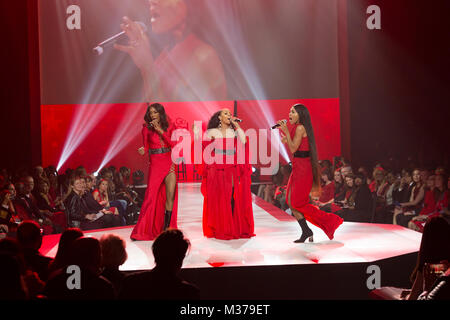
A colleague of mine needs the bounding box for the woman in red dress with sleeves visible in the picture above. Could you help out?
[131,103,178,241]
[278,104,343,243]
[409,173,448,232]
[199,108,255,240]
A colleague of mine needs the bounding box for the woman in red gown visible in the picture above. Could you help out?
[131,103,178,241]
[278,104,343,243]
[200,108,254,240]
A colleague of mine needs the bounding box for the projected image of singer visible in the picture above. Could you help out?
[196,109,255,240]
[131,103,178,241]
[278,104,343,243]
[114,0,227,102]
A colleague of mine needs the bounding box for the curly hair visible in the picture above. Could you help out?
[144,103,169,132]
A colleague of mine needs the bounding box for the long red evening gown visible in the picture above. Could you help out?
[201,136,255,240]
[130,123,178,241]
[286,125,343,240]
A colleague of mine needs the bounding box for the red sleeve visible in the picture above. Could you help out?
[419,191,435,216]
[161,123,176,148]
[142,125,150,152]
[319,183,335,203]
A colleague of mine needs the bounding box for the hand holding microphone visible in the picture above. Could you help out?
[229,117,242,128]
[94,18,148,55]
[271,119,287,129]
[112,17,154,72]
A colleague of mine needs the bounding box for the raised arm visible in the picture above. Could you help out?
[281,123,304,154]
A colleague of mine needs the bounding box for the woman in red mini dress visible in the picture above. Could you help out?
[278,104,343,243]
[200,108,254,240]
[131,103,178,241]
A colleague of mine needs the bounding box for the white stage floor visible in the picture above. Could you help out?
[41,183,422,271]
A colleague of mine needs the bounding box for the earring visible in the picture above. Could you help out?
[219,121,222,128]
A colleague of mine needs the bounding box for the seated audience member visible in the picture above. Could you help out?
[100,234,128,295]
[340,164,353,180]
[47,228,84,276]
[119,167,132,187]
[132,170,145,186]
[405,217,450,300]
[120,229,200,300]
[419,169,431,188]
[85,175,96,193]
[44,237,115,300]
[384,172,397,207]
[79,177,110,214]
[92,179,119,216]
[369,167,389,202]
[425,175,435,192]
[408,174,448,232]
[16,221,53,282]
[357,166,370,185]
[313,168,335,208]
[34,179,66,233]
[93,179,126,226]
[65,177,122,230]
[336,174,372,222]
[44,167,59,200]
[14,177,55,234]
[334,174,356,212]
[32,166,48,185]
[321,168,346,213]
[1,188,18,235]
[320,169,347,212]
[393,170,414,203]
[394,169,425,227]
[100,169,128,225]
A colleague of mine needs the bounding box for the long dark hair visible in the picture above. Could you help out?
[144,103,169,132]
[293,104,321,192]
[207,111,222,130]
[207,109,237,131]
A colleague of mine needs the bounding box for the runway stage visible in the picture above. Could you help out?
[41,183,422,299]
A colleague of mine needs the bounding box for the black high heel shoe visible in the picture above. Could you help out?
[163,210,172,230]
[294,229,314,243]
[294,219,314,243]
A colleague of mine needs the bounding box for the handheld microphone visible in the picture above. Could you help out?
[271,119,287,129]
[231,118,242,123]
[93,21,148,56]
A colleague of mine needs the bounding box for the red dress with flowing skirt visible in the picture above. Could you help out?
[201,136,255,240]
[286,126,343,240]
[130,123,178,241]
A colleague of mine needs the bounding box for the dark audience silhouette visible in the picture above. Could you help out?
[43,237,115,299]
[119,229,200,300]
